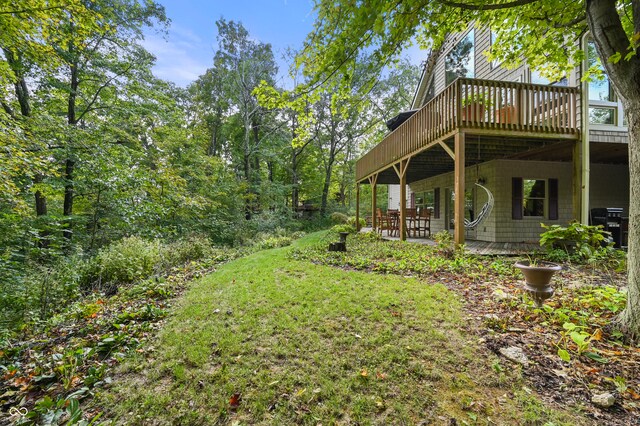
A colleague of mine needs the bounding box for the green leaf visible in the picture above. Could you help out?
[557,349,571,362]
[584,352,609,363]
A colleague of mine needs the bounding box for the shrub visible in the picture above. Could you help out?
[1,255,89,329]
[330,212,349,224]
[434,230,454,258]
[85,237,162,292]
[254,236,292,250]
[164,234,214,266]
[331,224,356,234]
[539,222,608,252]
[347,216,366,228]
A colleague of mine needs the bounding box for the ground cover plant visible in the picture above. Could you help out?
[97,232,584,425]
[292,231,638,424]
[0,232,299,425]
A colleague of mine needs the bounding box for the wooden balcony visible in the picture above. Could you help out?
[355,78,580,182]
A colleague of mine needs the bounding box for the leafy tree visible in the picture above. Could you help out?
[298,0,640,338]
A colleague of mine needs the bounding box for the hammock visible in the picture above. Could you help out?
[464,183,494,229]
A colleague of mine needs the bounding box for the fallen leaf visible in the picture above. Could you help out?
[376,371,387,380]
[360,368,368,377]
[591,329,603,341]
[229,393,241,408]
[628,388,640,400]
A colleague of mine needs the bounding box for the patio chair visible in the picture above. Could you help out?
[386,209,399,237]
[415,209,431,237]
[375,208,392,235]
[406,208,417,237]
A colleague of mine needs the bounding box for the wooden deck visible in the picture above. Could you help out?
[355,77,580,183]
[360,228,540,255]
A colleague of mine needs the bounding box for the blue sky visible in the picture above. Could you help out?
[144,0,425,87]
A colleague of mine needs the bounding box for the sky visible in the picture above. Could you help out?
[143,0,426,88]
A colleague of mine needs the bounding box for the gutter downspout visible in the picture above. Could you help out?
[580,31,591,224]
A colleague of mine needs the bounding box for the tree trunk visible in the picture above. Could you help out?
[587,0,640,338]
[617,99,640,338]
[320,153,335,216]
[291,150,299,211]
[63,56,79,243]
[62,159,75,241]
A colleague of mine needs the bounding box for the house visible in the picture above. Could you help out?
[355,25,629,246]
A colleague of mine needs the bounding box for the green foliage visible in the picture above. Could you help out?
[539,221,608,251]
[539,222,626,269]
[253,235,293,250]
[85,237,162,291]
[330,212,349,224]
[347,216,366,228]
[292,232,488,276]
[164,235,215,266]
[331,223,356,234]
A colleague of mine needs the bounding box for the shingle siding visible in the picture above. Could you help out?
[409,159,575,243]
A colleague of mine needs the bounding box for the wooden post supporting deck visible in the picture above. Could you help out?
[368,174,378,231]
[572,141,582,222]
[454,132,466,246]
[355,183,361,231]
[393,158,411,241]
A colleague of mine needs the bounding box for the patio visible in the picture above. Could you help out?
[360,227,540,255]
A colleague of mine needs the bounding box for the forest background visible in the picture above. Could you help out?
[0,0,419,331]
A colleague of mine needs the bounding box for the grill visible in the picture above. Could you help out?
[589,207,628,248]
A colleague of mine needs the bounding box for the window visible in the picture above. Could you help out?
[523,179,545,217]
[415,190,435,214]
[512,178,558,220]
[425,78,435,103]
[490,31,500,69]
[587,40,619,125]
[447,187,474,229]
[588,41,614,102]
[589,107,615,125]
[530,70,568,86]
[445,30,475,86]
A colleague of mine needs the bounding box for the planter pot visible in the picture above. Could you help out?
[461,103,486,122]
[495,105,519,125]
[514,260,562,307]
[339,232,350,244]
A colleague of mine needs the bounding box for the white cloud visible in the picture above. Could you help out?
[142,26,212,87]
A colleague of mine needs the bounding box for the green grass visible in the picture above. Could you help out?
[99,231,580,425]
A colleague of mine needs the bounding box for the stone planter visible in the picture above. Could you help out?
[514,260,562,307]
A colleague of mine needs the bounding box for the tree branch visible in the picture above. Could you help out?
[438,0,541,11]
[0,5,65,15]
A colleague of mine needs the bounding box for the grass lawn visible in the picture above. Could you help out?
[99,232,582,425]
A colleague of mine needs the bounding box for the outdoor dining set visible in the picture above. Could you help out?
[374,208,431,238]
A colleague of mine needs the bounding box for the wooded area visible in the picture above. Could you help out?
[0,0,417,330]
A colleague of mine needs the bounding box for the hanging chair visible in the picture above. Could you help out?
[464,183,494,229]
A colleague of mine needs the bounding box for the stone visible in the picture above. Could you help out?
[591,392,615,408]
[499,346,529,367]
[492,288,513,302]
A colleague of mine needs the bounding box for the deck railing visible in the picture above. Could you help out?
[356,78,580,181]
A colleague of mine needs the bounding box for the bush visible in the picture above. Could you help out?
[347,216,366,228]
[164,234,214,266]
[1,255,88,330]
[330,212,349,224]
[85,237,162,292]
[539,221,608,252]
[331,224,356,234]
[254,236,292,250]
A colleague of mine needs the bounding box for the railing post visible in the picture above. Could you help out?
[455,79,461,127]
